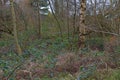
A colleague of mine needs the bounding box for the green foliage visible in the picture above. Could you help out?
[0,51,28,78]
[77,65,96,80]
[87,37,104,51]
[87,69,120,80]
[31,70,120,80]
[115,46,120,53]
[0,41,7,47]
[87,37,104,46]
[34,73,76,80]
[44,54,57,69]
[0,35,120,80]
[110,46,120,66]
[1,0,120,79]
[94,51,105,57]
[105,70,120,80]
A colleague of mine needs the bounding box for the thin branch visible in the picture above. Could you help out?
[86,26,119,36]
[48,0,63,38]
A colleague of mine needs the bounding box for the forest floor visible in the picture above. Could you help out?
[0,33,120,80]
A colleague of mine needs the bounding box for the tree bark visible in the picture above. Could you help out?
[37,2,41,38]
[66,0,70,40]
[79,0,86,49]
[10,0,22,55]
[54,0,59,15]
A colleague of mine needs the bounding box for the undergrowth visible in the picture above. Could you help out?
[0,27,120,80]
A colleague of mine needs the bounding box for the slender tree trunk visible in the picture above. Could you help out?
[73,0,77,36]
[66,0,70,40]
[54,0,59,16]
[37,2,41,38]
[79,0,86,49]
[10,0,22,55]
[61,0,64,18]
[48,0,63,38]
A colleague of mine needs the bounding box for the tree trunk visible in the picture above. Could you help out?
[79,0,86,49]
[54,0,59,15]
[37,2,41,38]
[10,0,22,55]
[73,0,77,36]
[66,0,70,40]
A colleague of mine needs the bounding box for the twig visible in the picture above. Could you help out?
[85,26,120,36]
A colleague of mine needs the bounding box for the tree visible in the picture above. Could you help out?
[37,1,42,38]
[10,0,22,55]
[31,0,49,38]
[79,0,86,49]
[54,0,59,15]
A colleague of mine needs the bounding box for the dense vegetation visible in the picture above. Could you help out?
[0,0,120,80]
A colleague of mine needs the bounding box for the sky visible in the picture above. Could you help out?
[3,0,115,15]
